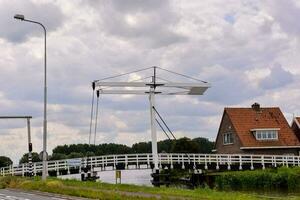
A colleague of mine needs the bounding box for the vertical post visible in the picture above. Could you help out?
[262,156,265,170]
[22,164,25,177]
[150,66,159,172]
[34,163,37,176]
[41,23,48,181]
[27,118,33,177]
[216,155,219,170]
[89,82,96,145]
[13,15,48,180]
[149,91,158,171]
[94,90,100,145]
[239,155,242,170]
[250,155,254,170]
[115,170,121,184]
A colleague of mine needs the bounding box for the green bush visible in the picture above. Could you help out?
[215,167,300,192]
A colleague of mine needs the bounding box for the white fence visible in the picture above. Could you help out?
[1,153,300,177]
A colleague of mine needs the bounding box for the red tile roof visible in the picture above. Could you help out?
[225,107,300,147]
[296,117,300,127]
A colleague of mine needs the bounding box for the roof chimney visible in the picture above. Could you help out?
[252,102,260,111]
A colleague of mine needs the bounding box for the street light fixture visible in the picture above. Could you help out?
[14,14,25,20]
[14,14,48,181]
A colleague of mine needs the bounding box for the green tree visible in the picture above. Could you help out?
[171,137,199,153]
[86,151,95,157]
[50,153,68,161]
[132,142,151,153]
[49,136,214,159]
[158,139,174,153]
[192,137,214,153]
[19,152,41,164]
[0,156,13,167]
[68,152,84,159]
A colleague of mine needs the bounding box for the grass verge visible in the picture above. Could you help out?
[0,176,299,200]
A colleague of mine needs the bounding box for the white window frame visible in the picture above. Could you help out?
[251,128,279,141]
[223,132,234,145]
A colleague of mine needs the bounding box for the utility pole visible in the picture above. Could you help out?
[14,14,48,180]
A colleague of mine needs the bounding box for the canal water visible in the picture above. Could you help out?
[59,169,153,186]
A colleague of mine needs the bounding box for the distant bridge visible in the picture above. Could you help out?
[1,153,300,177]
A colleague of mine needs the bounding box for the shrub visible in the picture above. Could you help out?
[215,167,300,193]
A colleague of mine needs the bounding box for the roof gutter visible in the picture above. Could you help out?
[240,146,300,150]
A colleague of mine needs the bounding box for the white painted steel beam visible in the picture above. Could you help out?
[99,90,148,95]
[95,82,148,87]
[98,89,209,95]
[161,82,210,88]
[95,81,210,90]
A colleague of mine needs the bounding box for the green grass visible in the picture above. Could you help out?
[1,176,300,200]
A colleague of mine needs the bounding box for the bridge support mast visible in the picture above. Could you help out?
[149,66,159,183]
[149,89,158,171]
[149,67,160,186]
[149,67,159,171]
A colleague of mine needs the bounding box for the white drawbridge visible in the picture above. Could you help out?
[1,153,300,177]
[90,67,211,172]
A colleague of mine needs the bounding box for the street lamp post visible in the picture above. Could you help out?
[14,14,48,181]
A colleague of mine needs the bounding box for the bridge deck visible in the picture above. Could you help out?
[1,153,300,177]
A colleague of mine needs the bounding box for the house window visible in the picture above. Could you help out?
[223,132,234,145]
[253,129,278,140]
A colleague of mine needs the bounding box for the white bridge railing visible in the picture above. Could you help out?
[1,153,300,177]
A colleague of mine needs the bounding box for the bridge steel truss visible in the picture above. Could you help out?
[1,153,300,177]
[92,67,211,172]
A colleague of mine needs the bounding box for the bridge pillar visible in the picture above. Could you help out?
[181,155,185,169]
[56,162,59,176]
[227,155,231,170]
[239,155,242,170]
[81,171,85,181]
[193,154,196,170]
[149,90,159,171]
[262,156,265,170]
[126,155,129,170]
[204,155,208,170]
[22,164,25,177]
[33,163,36,176]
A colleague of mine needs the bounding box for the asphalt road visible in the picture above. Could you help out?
[0,189,89,200]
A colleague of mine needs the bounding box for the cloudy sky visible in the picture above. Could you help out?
[0,0,300,163]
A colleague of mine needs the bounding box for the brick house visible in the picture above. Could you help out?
[213,103,300,155]
[291,117,300,142]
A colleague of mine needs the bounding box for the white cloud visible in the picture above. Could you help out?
[0,0,300,162]
[259,64,294,89]
[0,0,64,43]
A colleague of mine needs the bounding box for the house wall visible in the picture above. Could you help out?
[291,122,300,142]
[242,148,300,156]
[215,113,243,154]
